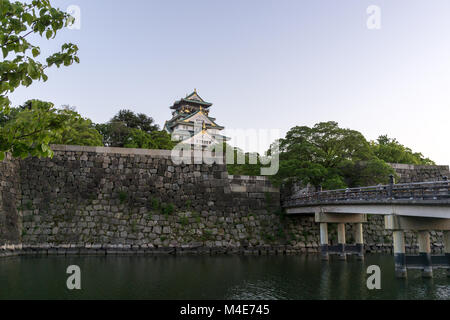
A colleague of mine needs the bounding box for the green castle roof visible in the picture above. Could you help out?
[170,90,213,109]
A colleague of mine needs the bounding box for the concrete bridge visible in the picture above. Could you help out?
[282,176,450,278]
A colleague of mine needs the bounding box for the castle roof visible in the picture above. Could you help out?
[165,109,224,133]
[170,90,213,109]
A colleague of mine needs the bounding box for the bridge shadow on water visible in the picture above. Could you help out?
[0,254,448,300]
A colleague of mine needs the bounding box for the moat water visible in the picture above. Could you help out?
[0,254,448,300]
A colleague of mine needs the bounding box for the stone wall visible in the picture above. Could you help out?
[0,146,448,256]
[4,145,301,255]
[0,153,21,246]
[390,163,450,183]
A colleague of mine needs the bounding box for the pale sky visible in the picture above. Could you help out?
[8,0,450,165]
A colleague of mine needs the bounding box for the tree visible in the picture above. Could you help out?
[274,121,394,189]
[0,0,79,159]
[111,109,159,132]
[0,99,67,159]
[50,107,103,147]
[96,109,174,150]
[340,158,393,187]
[370,135,435,165]
[124,128,175,150]
[95,121,129,148]
[96,109,160,147]
[278,122,373,167]
[226,146,263,176]
[0,103,103,155]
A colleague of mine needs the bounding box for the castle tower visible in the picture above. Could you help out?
[164,90,227,146]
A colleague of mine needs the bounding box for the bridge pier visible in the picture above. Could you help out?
[392,230,407,278]
[337,223,346,261]
[386,215,450,278]
[354,223,364,261]
[445,231,450,277]
[320,223,329,261]
[314,212,367,260]
[418,231,433,278]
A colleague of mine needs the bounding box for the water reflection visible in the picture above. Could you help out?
[0,254,448,300]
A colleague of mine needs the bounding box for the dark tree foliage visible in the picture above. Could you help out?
[270,121,395,189]
[111,109,159,133]
[227,146,263,176]
[95,121,130,148]
[96,109,173,150]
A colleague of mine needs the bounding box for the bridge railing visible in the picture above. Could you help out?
[283,179,450,207]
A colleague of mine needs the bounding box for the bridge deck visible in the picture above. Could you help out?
[283,180,450,218]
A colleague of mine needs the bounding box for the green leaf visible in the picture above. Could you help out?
[23,77,32,87]
[23,12,34,25]
[32,47,40,57]
[46,30,53,39]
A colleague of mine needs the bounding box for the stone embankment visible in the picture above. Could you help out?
[1,145,448,257]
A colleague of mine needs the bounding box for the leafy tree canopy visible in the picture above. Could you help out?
[50,106,103,147]
[279,121,373,167]
[226,145,263,176]
[272,121,395,189]
[124,128,175,150]
[0,102,103,157]
[0,99,67,159]
[111,109,159,133]
[96,109,173,150]
[96,109,160,147]
[370,135,435,165]
[0,0,79,159]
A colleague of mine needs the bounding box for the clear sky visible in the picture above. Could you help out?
[8,0,450,164]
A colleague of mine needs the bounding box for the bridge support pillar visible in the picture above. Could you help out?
[319,223,329,261]
[354,223,364,261]
[393,230,407,278]
[337,223,346,261]
[444,231,450,277]
[418,231,433,278]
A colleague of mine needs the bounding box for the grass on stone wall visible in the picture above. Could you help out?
[161,203,175,216]
[119,191,128,204]
[149,197,160,210]
[179,216,189,226]
[202,229,213,241]
[131,220,137,233]
[146,197,176,218]
[301,230,310,241]
[274,207,285,217]
[25,201,33,210]
[262,233,275,242]
[276,227,286,240]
